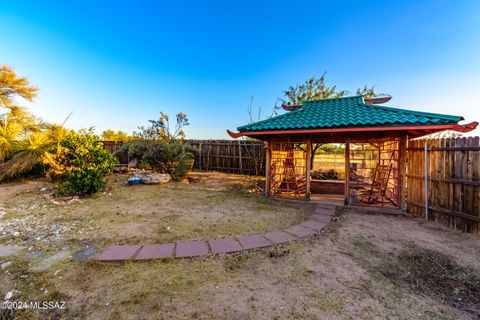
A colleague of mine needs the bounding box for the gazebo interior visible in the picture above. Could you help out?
[228,96,478,210]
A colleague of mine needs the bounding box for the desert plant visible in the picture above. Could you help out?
[41,129,117,195]
[116,140,197,175]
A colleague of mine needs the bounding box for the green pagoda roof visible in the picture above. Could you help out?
[237,96,463,132]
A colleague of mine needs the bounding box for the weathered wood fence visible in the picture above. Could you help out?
[102,139,266,176]
[187,140,265,175]
[406,137,480,234]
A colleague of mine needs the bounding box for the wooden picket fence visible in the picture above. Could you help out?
[406,137,480,234]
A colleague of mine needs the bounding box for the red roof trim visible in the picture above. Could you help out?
[226,122,478,139]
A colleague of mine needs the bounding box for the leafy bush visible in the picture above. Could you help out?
[41,129,117,195]
[116,140,197,176]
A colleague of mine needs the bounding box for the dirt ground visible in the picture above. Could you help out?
[1,172,479,320]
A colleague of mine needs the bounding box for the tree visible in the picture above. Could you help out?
[280,73,384,168]
[0,65,68,181]
[101,129,133,142]
[0,65,38,106]
[281,72,380,106]
[134,112,189,143]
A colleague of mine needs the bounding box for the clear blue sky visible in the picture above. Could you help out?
[1,0,479,138]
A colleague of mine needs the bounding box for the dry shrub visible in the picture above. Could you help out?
[378,245,480,317]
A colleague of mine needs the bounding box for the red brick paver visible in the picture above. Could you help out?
[238,234,271,250]
[284,225,317,238]
[209,238,243,254]
[309,213,332,223]
[298,220,327,231]
[94,203,337,262]
[175,240,210,258]
[135,243,175,260]
[95,245,142,261]
[263,230,297,244]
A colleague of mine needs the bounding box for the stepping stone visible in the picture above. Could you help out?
[209,238,243,255]
[314,208,335,215]
[135,243,175,260]
[71,246,97,262]
[175,240,210,258]
[310,213,332,223]
[239,234,271,250]
[32,249,72,271]
[0,245,25,257]
[26,251,46,260]
[284,225,317,238]
[95,245,141,261]
[298,220,327,231]
[263,230,296,244]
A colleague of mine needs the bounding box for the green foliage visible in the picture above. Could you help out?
[0,66,70,181]
[101,129,134,142]
[281,72,381,106]
[117,140,197,176]
[134,112,189,142]
[42,129,117,195]
[316,144,345,154]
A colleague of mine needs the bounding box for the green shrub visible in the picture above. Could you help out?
[42,129,117,195]
[116,140,197,175]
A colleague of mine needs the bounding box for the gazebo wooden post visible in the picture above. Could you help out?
[265,139,271,198]
[399,134,408,211]
[344,139,350,205]
[305,136,312,200]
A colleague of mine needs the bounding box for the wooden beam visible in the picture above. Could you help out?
[344,139,350,205]
[399,134,408,211]
[305,136,312,200]
[265,140,271,198]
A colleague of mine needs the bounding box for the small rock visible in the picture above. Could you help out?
[1,262,12,270]
[40,187,47,192]
[140,173,171,185]
[71,246,97,262]
[12,231,20,237]
[4,291,13,301]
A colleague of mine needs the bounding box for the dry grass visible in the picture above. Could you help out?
[1,172,310,250]
[1,172,480,319]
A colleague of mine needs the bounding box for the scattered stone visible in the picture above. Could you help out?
[1,261,12,270]
[0,245,26,257]
[40,187,48,192]
[12,231,20,237]
[4,291,13,301]
[71,246,97,261]
[141,173,171,185]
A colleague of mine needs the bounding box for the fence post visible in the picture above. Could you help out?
[238,140,242,174]
[199,143,202,171]
[425,142,429,221]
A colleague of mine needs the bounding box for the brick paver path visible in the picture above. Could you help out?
[95,203,337,262]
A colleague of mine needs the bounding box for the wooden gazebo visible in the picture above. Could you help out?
[228,96,477,210]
